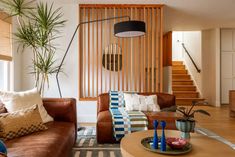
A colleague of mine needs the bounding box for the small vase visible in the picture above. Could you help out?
[175,119,195,140]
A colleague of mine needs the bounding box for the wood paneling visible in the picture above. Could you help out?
[79,5,164,98]
[163,31,173,66]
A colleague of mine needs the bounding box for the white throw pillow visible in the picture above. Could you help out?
[139,95,160,112]
[123,93,140,111]
[124,93,161,112]
[0,88,53,123]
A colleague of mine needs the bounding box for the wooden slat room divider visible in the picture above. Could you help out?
[79,4,164,100]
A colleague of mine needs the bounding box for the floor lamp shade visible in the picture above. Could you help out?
[114,20,146,38]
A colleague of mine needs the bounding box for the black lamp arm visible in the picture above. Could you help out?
[56,15,130,98]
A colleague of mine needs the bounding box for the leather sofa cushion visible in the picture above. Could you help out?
[5,121,75,157]
[97,110,112,123]
[144,111,181,130]
[98,110,180,130]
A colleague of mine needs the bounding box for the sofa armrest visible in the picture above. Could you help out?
[42,98,77,125]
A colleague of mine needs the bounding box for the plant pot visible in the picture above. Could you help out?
[175,119,195,139]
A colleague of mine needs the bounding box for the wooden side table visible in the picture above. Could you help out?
[229,90,235,117]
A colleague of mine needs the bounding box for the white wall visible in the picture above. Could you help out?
[201,28,220,106]
[172,32,183,60]
[183,31,202,94]
[220,29,235,104]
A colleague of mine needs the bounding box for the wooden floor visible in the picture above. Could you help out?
[79,105,235,143]
[194,105,235,143]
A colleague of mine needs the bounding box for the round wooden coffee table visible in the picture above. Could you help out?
[120,130,235,157]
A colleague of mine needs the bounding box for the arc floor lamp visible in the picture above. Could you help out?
[56,15,146,98]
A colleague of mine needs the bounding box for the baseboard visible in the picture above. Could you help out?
[77,114,97,123]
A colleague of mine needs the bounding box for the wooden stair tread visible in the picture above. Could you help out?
[176,98,204,100]
[172,82,194,85]
[173,80,193,82]
[172,74,190,80]
[172,70,187,74]
[172,85,195,87]
[172,85,196,91]
[172,61,183,65]
[172,74,189,76]
[173,91,198,93]
[173,64,185,67]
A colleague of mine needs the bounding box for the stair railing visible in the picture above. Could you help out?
[181,43,201,73]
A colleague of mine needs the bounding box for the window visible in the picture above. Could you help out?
[0,13,12,91]
[0,60,11,90]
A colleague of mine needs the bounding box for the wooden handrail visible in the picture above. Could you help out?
[182,43,201,73]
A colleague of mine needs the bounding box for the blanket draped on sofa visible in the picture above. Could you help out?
[109,91,148,141]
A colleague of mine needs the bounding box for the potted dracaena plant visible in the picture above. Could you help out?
[176,101,210,139]
[0,0,66,96]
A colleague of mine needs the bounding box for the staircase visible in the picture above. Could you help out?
[172,61,204,105]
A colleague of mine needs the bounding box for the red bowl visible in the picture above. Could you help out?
[166,137,188,149]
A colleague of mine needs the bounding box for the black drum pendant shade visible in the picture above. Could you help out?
[114,20,146,37]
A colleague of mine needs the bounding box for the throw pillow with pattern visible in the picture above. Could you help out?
[0,105,47,141]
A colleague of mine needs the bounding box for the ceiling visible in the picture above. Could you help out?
[77,0,235,31]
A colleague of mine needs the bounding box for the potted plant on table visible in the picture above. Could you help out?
[0,0,66,96]
[176,101,210,139]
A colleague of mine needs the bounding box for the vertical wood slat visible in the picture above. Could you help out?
[126,8,129,91]
[160,7,163,92]
[100,9,103,94]
[92,8,95,97]
[109,8,112,91]
[134,7,138,92]
[83,8,86,97]
[147,8,151,92]
[79,8,83,98]
[151,8,155,92]
[139,8,142,92]
[104,8,107,93]
[130,8,133,91]
[87,9,90,97]
[143,8,146,92]
[133,8,136,91]
[155,8,159,92]
[121,8,125,91]
[96,8,99,96]
[113,8,116,91]
[117,8,120,91]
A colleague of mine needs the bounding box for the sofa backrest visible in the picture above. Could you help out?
[97,92,176,114]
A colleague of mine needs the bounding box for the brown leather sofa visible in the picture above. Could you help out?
[229,90,235,117]
[0,98,77,157]
[97,92,181,143]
